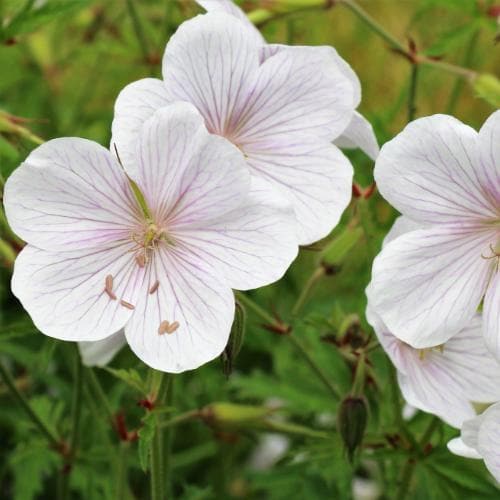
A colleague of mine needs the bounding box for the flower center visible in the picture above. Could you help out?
[130,221,172,268]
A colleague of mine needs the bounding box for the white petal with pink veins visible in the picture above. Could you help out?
[447,437,481,459]
[195,0,265,44]
[111,78,170,173]
[79,330,127,367]
[370,225,493,347]
[175,177,298,291]
[245,134,353,245]
[125,248,234,373]
[478,110,500,205]
[162,13,260,136]
[3,138,140,251]
[375,115,498,224]
[476,403,500,482]
[12,244,143,342]
[483,271,500,360]
[237,45,354,143]
[334,111,380,160]
[134,104,250,224]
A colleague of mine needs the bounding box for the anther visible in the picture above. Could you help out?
[104,275,116,300]
[135,253,146,268]
[149,280,159,294]
[158,320,179,335]
[120,300,135,310]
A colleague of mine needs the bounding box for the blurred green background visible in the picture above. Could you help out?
[0,0,499,499]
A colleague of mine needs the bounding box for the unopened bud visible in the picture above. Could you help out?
[221,301,246,377]
[473,74,500,108]
[200,402,272,428]
[321,227,363,268]
[337,396,368,462]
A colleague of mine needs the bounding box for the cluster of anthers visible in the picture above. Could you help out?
[102,219,180,336]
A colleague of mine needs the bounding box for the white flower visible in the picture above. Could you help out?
[195,0,379,162]
[367,216,500,428]
[448,402,500,482]
[112,11,365,245]
[4,103,298,373]
[369,111,500,351]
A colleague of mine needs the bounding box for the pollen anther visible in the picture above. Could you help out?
[120,299,135,310]
[104,274,116,300]
[149,280,160,294]
[158,320,179,335]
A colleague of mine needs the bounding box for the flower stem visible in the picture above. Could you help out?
[407,64,419,122]
[158,409,199,430]
[115,442,129,500]
[0,359,60,448]
[292,267,325,317]
[396,458,416,500]
[86,367,114,422]
[235,292,277,326]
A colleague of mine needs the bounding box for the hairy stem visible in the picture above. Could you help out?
[292,267,325,317]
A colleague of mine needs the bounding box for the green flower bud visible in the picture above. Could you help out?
[320,227,363,269]
[221,301,246,377]
[200,402,272,428]
[337,396,368,462]
[473,73,500,108]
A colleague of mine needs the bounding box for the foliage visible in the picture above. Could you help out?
[0,0,499,498]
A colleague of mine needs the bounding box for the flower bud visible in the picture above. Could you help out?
[221,301,246,377]
[200,402,272,428]
[320,227,363,269]
[473,73,500,108]
[337,396,368,462]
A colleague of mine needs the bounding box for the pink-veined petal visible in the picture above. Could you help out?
[477,403,500,482]
[447,437,482,459]
[396,316,500,428]
[125,247,234,373]
[484,271,500,360]
[369,225,493,347]
[375,115,497,224]
[462,413,485,451]
[111,78,170,172]
[195,0,265,44]
[79,330,127,367]
[478,110,500,206]
[3,138,140,251]
[334,111,380,160]
[174,177,298,291]
[236,45,355,144]
[382,215,423,246]
[162,13,261,136]
[133,103,250,224]
[245,134,353,245]
[12,244,144,342]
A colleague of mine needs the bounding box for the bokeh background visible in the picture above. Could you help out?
[0,0,499,499]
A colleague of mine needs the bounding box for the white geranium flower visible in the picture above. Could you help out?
[367,216,500,428]
[4,103,298,373]
[195,0,379,161]
[112,11,365,245]
[369,111,500,351]
[448,402,500,482]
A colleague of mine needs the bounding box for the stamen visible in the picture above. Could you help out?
[158,320,179,335]
[104,275,116,300]
[135,253,146,268]
[149,280,159,294]
[120,300,135,310]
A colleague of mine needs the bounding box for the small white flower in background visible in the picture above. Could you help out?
[195,0,379,161]
[367,216,500,428]
[79,330,126,367]
[369,111,500,351]
[112,11,371,245]
[4,103,298,373]
[448,402,500,483]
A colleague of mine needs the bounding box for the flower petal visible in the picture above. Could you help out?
[382,215,423,246]
[462,413,485,450]
[478,110,500,206]
[237,45,355,144]
[162,13,261,136]
[447,437,481,459]
[12,244,143,341]
[111,78,170,172]
[369,225,492,347]
[374,115,497,224]
[133,103,250,224]
[334,111,380,160]
[483,270,500,360]
[195,0,265,44]
[244,135,353,245]
[477,403,500,482]
[79,330,127,367]
[125,248,234,373]
[4,138,140,251]
[174,177,298,291]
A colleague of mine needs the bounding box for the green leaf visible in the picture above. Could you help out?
[103,367,147,394]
